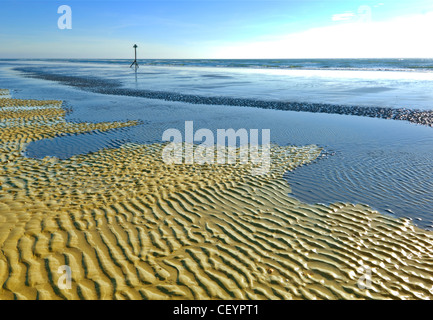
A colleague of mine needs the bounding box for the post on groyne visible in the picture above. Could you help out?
[130,44,139,70]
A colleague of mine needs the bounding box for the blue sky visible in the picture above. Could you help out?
[0,0,432,58]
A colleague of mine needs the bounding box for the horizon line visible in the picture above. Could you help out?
[1,57,433,60]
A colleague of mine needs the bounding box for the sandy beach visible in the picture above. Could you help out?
[2,88,433,300]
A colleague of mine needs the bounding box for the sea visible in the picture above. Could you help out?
[0,58,432,229]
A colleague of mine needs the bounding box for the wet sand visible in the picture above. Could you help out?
[1,89,433,300]
[0,90,10,99]
[16,68,433,127]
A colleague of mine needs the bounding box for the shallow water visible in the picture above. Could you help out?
[3,59,433,109]
[4,97,433,299]
[1,60,433,230]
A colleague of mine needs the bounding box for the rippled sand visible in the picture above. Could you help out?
[1,89,433,300]
[0,89,10,98]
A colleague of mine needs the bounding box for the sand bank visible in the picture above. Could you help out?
[16,69,433,127]
[1,89,433,300]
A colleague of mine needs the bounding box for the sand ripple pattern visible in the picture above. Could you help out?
[1,89,433,300]
[0,89,10,99]
[284,149,433,230]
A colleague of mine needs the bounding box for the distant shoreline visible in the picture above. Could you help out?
[1,58,433,73]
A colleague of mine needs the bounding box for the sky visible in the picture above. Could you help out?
[0,0,432,59]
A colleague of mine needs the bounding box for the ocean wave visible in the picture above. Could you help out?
[4,58,433,72]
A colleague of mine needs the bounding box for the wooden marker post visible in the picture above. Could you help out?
[130,44,139,69]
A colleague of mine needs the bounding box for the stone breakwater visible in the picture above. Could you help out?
[15,68,433,128]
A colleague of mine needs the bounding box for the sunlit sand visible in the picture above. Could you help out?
[1,89,433,300]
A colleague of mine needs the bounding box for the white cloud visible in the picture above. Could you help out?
[212,11,433,59]
[332,12,355,21]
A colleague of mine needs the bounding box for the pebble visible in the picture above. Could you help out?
[16,67,433,128]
